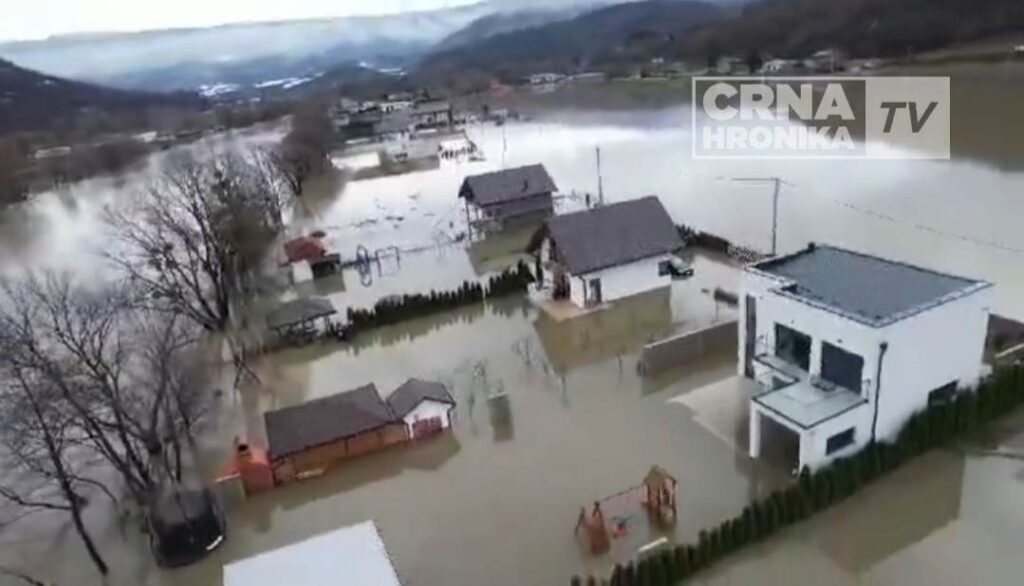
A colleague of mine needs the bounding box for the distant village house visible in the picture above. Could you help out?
[459,164,557,232]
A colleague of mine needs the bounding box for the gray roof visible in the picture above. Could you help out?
[751,245,990,327]
[266,297,336,331]
[460,164,557,206]
[386,378,455,419]
[376,112,413,134]
[264,384,396,459]
[545,196,682,275]
[411,101,451,115]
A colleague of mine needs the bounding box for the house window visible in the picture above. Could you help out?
[928,381,957,405]
[826,428,856,455]
[775,324,811,371]
[820,342,865,393]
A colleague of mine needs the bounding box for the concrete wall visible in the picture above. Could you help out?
[640,320,738,376]
[570,254,674,308]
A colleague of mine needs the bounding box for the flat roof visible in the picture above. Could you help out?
[753,372,868,429]
[223,521,401,586]
[750,245,990,327]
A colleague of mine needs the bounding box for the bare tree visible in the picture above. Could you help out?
[271,103,333,198]
[0,281,111,576]
[0,274,213,514]
[105,152,283,332]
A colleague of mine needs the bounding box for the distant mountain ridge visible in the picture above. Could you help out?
[421,0,723,76]
[0,58,196,133]
[435,4,608,51]
[0,3,496,92]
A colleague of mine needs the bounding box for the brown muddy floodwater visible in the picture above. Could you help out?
[1,75,1024,585]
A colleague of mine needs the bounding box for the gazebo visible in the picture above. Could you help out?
[266,297,337,342]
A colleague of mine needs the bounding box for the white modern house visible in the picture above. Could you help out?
[740,244,992,471]
[386,378,457,440]
[529,196,683,309]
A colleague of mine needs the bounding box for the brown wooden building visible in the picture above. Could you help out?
[265,384,409,484]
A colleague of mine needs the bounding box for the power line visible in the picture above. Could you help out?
[799,192,1024,255]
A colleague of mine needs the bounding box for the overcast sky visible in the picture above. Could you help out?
[1,0,492,42]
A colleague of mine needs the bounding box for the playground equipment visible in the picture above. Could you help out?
[574,466,678,556]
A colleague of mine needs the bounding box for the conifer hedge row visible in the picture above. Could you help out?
[574,365,1024,586]
[345,261,534,335]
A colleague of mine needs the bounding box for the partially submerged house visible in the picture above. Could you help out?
[741,244,992,471]
[265,384,408,483]
[387,378,457,439]
[459,164,557,231]
[408,100,453,130]
[264,380,457,484]
[529,196,682,308]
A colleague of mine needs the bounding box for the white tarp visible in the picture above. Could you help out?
[223,521,401,586]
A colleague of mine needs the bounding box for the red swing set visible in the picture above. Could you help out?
[574,466,678,555]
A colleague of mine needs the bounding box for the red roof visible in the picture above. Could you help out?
[283,236,327,264]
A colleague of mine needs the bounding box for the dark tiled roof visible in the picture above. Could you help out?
[265,384,395,459]
[546,196,682,275]
[411,101,451,115]
[460,164,557,206]
[386,379,455,419]
[751,245,990,327]
[266,297,336,331]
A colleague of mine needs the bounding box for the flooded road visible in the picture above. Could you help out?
[1,75,1024,585]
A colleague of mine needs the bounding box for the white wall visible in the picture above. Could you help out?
[872,287,991,440]
[569,254,674,308]
[402,401,453,434]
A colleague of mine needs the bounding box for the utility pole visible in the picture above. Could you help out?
[732,177,790,256]
[596,146,604,207]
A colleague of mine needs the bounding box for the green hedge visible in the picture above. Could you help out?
[575,365,1024,586]
[345,261,534,335]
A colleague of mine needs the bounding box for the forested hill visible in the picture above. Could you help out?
[420,1,724,79]
[0,58,200,134]
[681,0,1024,60]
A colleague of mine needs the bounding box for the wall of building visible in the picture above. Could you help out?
[570,254,674,308]
[272,424,411,484]
[741,269,884,391]
[480,193,553,222]
[751,401,868,471]
[403,401,453,429]
[873,287,991,441]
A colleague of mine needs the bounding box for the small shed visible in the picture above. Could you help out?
[459,164,557,231]
[266,297,337,338]
[387,378,456,439]
[283,236,327,264]
[264,384,408,484]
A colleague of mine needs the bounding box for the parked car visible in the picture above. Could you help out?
[664,257,694,279]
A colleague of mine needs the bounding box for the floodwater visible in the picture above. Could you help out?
[1,74,1024,585]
